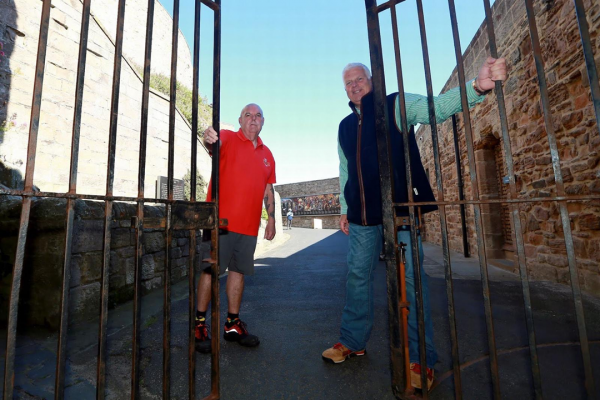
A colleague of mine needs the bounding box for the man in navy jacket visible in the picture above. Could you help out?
[322,58,506,391]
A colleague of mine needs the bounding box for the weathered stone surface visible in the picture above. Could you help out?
[71,251,102,285]
[144,232,164,253]
[142,254,155,280]
[417,0,599,295]
[72,220,104,253]
[68,283,101,325]
[111,228,134,249]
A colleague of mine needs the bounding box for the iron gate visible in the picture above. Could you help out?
[0,0,223,399]
[1,0,600,399]
[365,0,599,399]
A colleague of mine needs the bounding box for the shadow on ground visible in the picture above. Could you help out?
[1,228,599,399]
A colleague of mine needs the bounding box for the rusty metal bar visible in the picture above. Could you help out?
[523,1,596,397]
[124,0,155,399]
[389,5,417,396]
[162,0,181,397]
[94,0,126,398]
[188,229,197,399]
[55,0,93,397]
[188,1,202,398]
[2,188,598,206]
[199,0,219,12]
[2,1,51,399]
[376,0,406,14]
[437,0,502,396]
[204,2,222,399]
[481,0,543,398]
[572,0,600,138]
[451,115,469,259]
[415,0,462,395]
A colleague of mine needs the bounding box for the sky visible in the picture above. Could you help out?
[158,0,496,185]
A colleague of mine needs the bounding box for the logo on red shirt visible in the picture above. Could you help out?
[263,158,270,167]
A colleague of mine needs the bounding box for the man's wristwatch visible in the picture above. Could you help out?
[472,78,491,96]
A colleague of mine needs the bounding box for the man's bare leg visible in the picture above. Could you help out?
[196,271,212,312]
[226,271,244,314]
[194,270,213,353]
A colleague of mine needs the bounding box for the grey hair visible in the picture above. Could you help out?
[342,63,372,80]
[240,103,264,118]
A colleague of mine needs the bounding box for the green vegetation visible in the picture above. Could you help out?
[183,168,208,201]
[132,64,212,136]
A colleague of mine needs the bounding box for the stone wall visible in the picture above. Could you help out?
[276,177,340,199]
[0,196,200,329]
[0,0,212,196]
[0,191,285,329]
[415,0,600,294]
[276,177,341,230]
[290,215,340,230]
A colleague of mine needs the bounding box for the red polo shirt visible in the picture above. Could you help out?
[206,129,276,237]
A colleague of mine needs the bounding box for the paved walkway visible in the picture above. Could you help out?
[2,228,600,399]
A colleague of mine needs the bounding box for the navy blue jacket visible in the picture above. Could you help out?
[338,91,438,226]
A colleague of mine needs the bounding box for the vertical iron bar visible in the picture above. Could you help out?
[364,0,406,396]
[446,0,507,396]
[415,0,462,395]
[55,1,92,397]
[523,1,596,397]
[98,0,126,398]
[189,1,202,398]
[482,0,543,398]
[2,1,51,399]
[451,115,469,259]
[164,0,181,398]
[127,0,155,399]
[572,0,600,138]
[390,4,431,397]
[207,2,222,398]
[390,5,416,395]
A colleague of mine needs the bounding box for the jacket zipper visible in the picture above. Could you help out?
[355,107,367,225]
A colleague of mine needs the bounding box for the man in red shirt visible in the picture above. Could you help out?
[195,103,276,353]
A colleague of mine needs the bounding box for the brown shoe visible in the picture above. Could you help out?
[410,362,434,390]
[322,342,366,363]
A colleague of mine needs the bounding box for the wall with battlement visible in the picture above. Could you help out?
[0,0,212,196]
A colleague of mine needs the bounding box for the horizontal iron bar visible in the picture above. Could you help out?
[0,189,216,204]
[199,0,219,12]
[2,191,597,206]
[391,194,599,207]
[377,0,406,13]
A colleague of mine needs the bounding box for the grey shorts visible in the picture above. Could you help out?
[201,230,257,276]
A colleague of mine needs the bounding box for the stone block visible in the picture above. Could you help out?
[528,262,558,282]
[580,270,600,297]
[170,247,183,259]
[154,251,166,272]
[144,231,164,253]
[142,277,162,293]
[175,257,188,268]
[578,213,600,231]
[538,253,568,268]
[117,246,135,259]
[72,220,104,253]
[111,228,134,249]
[182,243,190,257]
[123,257,135,285]
[142,254,155,280]
[70,251,102,285]
[68,282,101,325]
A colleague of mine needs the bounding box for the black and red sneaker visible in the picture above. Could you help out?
[223,318,260,347]
[195,320,211,353]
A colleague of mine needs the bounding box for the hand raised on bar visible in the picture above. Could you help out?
[476,57,507,92]
[203,126,219,145]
